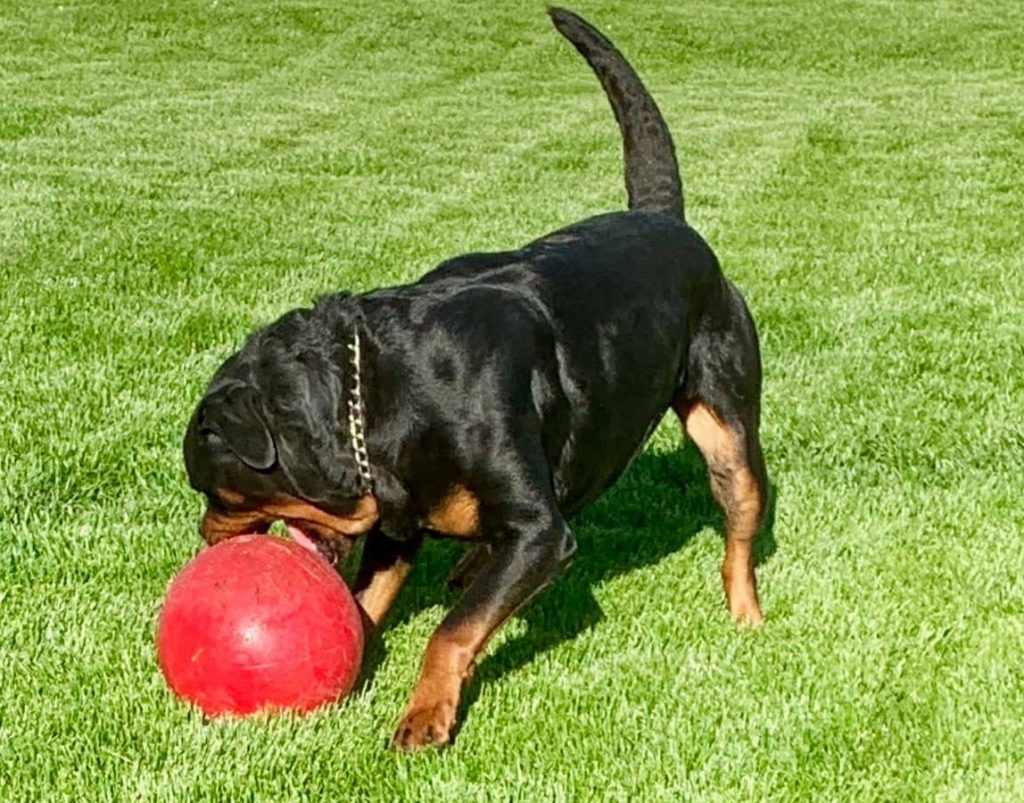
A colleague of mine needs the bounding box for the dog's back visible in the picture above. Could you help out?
[400,9,720,509]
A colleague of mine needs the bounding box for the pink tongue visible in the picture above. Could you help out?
[286,525,319,555]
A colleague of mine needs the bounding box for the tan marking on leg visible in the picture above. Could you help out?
[357,556,415,627]
[716,465,763,625]
[682,402,732,456]
[424,485,480,537]
[678,401,765,625]
[393,619,490,750]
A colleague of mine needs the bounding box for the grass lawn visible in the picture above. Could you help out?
[2,0,1023,799]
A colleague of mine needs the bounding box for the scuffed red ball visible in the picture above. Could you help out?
[157,533,363,716]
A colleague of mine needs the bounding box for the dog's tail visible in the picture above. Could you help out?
[549,7,684,219]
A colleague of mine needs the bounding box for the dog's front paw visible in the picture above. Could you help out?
[392,699,457,751]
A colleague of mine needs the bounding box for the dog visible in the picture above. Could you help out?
[183,8,767,750]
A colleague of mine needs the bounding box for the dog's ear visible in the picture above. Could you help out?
[198,383,277,471]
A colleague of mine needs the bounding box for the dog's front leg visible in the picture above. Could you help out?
[392,512,576,750]
[353,531,422,629]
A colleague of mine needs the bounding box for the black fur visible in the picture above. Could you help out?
[183,8,766,747]
[549,7,684,217]
[185,300,366,512]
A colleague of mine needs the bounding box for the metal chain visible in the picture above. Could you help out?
[346,329,374,492]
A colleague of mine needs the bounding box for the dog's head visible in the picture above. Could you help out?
[183,301,378,563]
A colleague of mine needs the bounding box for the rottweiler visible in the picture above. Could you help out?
[183,8,767,750]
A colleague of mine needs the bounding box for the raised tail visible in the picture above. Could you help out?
[549,7,684,219]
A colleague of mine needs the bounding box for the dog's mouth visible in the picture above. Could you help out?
[201,513,355,567]
[283,522,353,566]
[200,492,378,567]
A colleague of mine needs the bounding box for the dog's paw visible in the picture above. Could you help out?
[729,596,763,626]
[392,699,457,751]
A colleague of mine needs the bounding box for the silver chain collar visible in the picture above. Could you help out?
[346,329,374,492]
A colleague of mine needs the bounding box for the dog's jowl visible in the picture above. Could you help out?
[183,8,767,750]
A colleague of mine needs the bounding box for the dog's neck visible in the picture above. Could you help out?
[346,326,374,493]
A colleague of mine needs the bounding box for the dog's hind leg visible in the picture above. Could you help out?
[677,399,766,624]
[674,282,767,624]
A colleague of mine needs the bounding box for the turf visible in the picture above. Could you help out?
[2,0,1023,799]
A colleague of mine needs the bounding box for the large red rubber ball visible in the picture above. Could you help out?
[157,534,363,716]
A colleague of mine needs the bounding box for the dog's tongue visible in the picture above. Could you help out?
[286,524,319,555]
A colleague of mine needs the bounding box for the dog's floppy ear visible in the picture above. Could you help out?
[198,383,277,471]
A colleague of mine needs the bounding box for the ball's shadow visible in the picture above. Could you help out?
[351,442,778,714]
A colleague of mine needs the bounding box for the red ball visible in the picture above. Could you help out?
[157,533,363,716]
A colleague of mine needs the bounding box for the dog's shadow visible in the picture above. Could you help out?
[351,442,777,712]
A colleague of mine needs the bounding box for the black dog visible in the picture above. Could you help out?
[183,8,767,750]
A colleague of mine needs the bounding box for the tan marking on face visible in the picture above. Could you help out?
[424,485,480,537]
[201,506,269,545]
[201,491,380,545]
[263,494,380,536]
[216,488,246,506]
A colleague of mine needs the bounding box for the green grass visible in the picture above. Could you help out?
[2,0,1024,799]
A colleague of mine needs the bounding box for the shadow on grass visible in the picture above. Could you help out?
[352,442,778,717]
